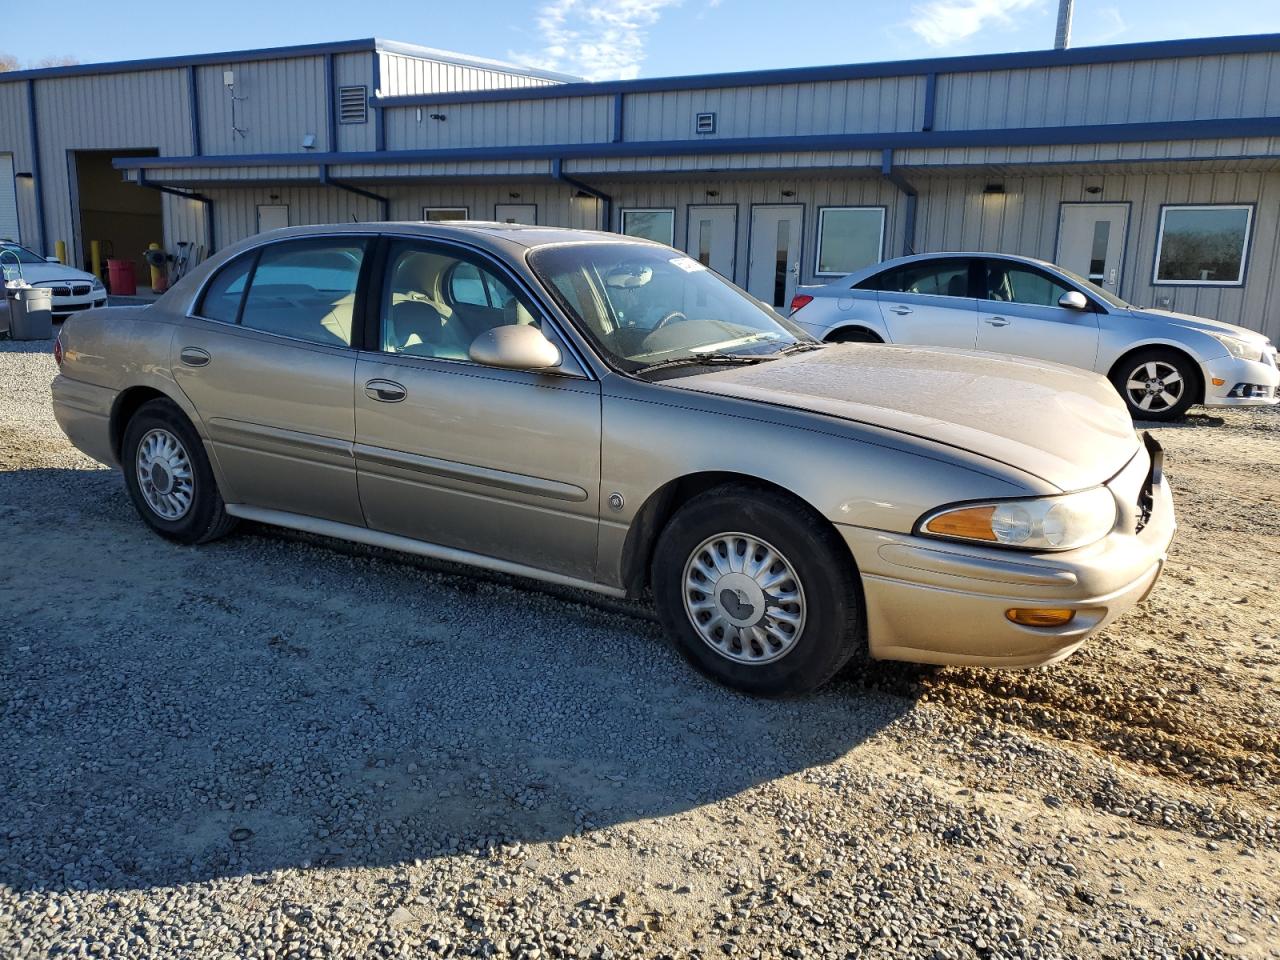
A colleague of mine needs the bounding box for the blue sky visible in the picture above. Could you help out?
[4,0,1280,80]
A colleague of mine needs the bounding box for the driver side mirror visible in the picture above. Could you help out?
[469,324,562,371]
[1058,290,1089,311]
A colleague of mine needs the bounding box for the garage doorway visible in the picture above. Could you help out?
[71,148,162,284]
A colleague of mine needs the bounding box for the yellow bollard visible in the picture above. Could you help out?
[90,240,102,281]
[147,242,166,293]
[54,240,66,264]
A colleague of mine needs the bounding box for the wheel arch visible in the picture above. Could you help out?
[109,386,196,463]
[1106,342,1205,405]
[825,324,885,344]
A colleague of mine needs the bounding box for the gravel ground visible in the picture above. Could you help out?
[2,334,1278,959]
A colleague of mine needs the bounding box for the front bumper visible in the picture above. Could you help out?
[840,436,1176,668]
[50,291,108,318]
[1200,354,1280,407]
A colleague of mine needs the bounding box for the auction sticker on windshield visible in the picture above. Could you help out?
[669,257,707,273]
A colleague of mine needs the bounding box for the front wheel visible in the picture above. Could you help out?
[1111,348,1199,421]
[651,485,864,696]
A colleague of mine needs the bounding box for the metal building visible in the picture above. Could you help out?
[2,33,1278,339]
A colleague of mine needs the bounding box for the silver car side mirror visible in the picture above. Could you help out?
[1058,290,1089,310]
[469,324,562,370]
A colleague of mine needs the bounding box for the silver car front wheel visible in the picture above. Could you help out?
[1124,359,1185,414]
[1112,348,1198,422]
[682,531,807,665]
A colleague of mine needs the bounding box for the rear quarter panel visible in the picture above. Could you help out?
[794,288,886,341]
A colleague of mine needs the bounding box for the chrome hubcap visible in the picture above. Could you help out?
[1125,360,1185,413]
[682,532,806,665]
[135,428,194,520]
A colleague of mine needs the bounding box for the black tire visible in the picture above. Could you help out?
[651,483,864,696]
[828,326,883,344]
[121,398,237,545]
[1110,347,1199,422]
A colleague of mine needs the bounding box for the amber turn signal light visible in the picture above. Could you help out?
[1211,377,1226,387]
[923,505,997,541]
[1005,608,1075,627]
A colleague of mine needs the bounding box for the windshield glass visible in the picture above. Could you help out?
[1053,263,1130,309]
[0,243,48,266]
[528,241,811,371]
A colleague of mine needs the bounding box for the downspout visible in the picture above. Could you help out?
[26,80,47,253]
[137,170,217,253]
[319,166,390,221]
[880,149,918,257]
[551,158,612,231]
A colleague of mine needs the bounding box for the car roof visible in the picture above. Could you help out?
[835,251,1061,286]
[244,221,662,254]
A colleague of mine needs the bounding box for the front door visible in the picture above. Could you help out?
[1057,203,1128,295]
[494,203,537,225]
[747,205,802,309]
[685,205,737,281]
[172,235,369,526]
[975,258,1100,370]
[256,204,289,233]
[353,237,602,579]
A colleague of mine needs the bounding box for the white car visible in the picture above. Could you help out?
[789,252,1279,421]
[1,241,107,319]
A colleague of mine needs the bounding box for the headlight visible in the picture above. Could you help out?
[91,278,105,292]
[1212,333,1265,362]
[918,487,1118,551]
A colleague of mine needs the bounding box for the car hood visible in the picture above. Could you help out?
[1126,306,1270,344]
[662,345,1140,492]
[5,262,97,285]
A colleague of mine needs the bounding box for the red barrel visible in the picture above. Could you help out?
[106,259,136,296]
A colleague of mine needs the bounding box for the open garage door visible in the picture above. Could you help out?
[71,148,162,284]
[0,155,19,242]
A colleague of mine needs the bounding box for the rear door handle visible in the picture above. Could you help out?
[179,347,211,367]
[984,316,1010,327]
[365,379,407,403]
[889,305,913,315]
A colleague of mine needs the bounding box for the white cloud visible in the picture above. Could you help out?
[510,0,684,81]
[907,0,1042,48]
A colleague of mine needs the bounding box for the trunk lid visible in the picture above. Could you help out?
[662,344,1139,491]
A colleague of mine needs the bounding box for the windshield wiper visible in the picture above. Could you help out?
[774,341,827,355]
[631,354,774,375]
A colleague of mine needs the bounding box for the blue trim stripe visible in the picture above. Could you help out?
[26,81,46,254]
[612,93,625,144]
[324,54,338,152]
[110,114,1280,171]
[372,32,1280,107]
[922,73,937,133]
[187,66,201,156]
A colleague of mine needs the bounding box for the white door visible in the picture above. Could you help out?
[494,203,537,225]
[0,155,19,242]
[256,204,289,233]
[1057,203,1128,295]
[748,205,802,309]
[685,205,737,280]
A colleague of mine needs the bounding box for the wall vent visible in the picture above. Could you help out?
[339,85,369,124]
[695,112,716,134]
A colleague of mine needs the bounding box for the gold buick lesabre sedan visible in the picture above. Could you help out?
[51,223,1175,695]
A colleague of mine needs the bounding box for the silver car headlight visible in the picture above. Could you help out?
[1212,333,1266,363]
[918,487,1118,551]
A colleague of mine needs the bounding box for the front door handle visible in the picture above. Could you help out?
[984,316,1010,327]
[364,379,407,403]
[179,347,211,367]
[889,305,913,315]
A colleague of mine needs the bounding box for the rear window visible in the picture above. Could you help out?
[863,259,971,297]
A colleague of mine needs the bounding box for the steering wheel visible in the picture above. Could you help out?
[653,310,688,330]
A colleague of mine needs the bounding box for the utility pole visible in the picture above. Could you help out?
[1054,0,1074,49]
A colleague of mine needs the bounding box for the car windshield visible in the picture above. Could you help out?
[528,241,812,372]
[1052,263,1130,309]
[0,243,48,266]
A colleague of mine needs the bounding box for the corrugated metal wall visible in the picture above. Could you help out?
[384,96,612,149]
[378,53,559,97]
[334,52,376,154]
[0,81,33,244]
[196,56,327,156]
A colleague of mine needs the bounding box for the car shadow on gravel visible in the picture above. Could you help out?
[0,467,918,895]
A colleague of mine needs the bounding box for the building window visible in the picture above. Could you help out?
[1153,204,1253,286]
[814,207,885,277]
[620,209,675,245]
[422,207,469,221]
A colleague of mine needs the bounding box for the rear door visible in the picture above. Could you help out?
[870,257,979,348]
[353,237,602,579]
[975,258,1100,370]
[172,235,370,526]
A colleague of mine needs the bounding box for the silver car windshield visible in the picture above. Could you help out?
[1052,264,1130,309]
[529,242,810,370]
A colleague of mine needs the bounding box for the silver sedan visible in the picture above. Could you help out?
[790,252,1279,421]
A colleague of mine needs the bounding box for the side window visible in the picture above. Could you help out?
[381,241,541,361]
[983,261,1073,307]
[239,239,366,346]
[198,253,254,323]
[871,259,971,298]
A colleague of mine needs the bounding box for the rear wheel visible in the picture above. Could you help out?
[651,484,864,696]
[828,326,883,344]
[121,399,236,544]
[1110,348,1198,421]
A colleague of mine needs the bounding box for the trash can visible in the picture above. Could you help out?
[107,258,137,296]
[6,285,54,340]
